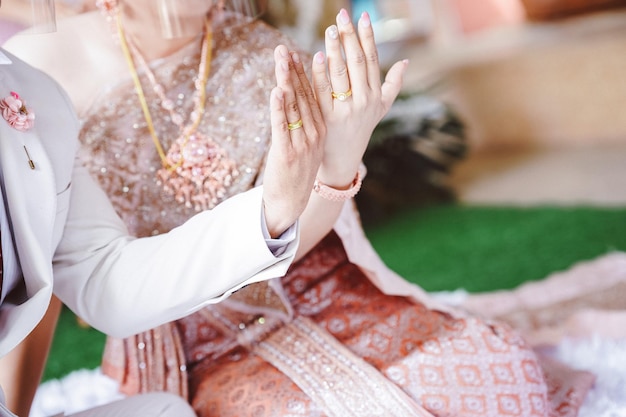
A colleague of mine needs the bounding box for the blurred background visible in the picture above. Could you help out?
[2,0,626,388]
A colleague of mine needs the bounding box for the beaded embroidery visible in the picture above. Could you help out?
[103,3,238,211]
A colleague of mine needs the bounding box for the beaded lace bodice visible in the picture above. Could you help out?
[78,20,295,237]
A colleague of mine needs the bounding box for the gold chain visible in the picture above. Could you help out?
[113,11,213,171]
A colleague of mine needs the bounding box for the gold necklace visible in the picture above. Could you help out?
[111,10,239,211]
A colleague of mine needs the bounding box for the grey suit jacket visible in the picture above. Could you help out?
[0,48,298,360]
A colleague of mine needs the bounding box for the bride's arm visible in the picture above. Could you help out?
[285,9,408,259]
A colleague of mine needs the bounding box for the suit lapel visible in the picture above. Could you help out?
[0,100,56,298]
[0,58,60,356]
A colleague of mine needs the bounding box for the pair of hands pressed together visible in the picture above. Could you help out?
[262,8,408,238]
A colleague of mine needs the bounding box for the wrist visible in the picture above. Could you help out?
[313,163,367,202]
[316,162,362,190]
[262,202,299,239]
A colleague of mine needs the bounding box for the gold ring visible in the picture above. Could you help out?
[331,89,352,101]
[287,119,303,131]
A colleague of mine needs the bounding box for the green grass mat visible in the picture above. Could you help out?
[44,308,106,381]
[44,204,626,381]
[364,205,626,292]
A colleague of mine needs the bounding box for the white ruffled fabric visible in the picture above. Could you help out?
[549,337,626,417]
[30,369,123,417]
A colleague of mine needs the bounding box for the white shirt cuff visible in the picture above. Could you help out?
[261,208,297,257]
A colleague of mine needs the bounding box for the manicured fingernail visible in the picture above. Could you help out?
[291,52,301,64]
[338,8,350,26]
[360,11,371,27]
[314,51,325,64]
[327,25,338,40]
[278,45,288,57]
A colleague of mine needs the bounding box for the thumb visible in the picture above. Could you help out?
[381,59,409,110]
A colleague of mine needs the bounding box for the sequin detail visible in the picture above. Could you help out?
[78,21,276,236]
[116,21,240,212]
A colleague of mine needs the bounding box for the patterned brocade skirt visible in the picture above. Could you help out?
[175,232,593,417]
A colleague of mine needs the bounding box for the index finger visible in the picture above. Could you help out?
[291,51,324,133]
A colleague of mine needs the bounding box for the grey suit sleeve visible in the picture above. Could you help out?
[52,160,299,338]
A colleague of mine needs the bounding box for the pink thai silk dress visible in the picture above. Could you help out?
[79,19,594,417]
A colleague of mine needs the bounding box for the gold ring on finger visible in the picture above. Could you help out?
[287,119,303,131]
[331,89,352,101]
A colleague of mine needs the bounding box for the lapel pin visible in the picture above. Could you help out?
[23,146,35,170]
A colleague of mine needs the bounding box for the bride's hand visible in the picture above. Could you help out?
[307,8,408,188]
[262,45,326,237]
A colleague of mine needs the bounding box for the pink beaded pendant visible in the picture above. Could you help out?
[157,132,238,211]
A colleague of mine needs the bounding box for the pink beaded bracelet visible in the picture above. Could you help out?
[313,163,367,202]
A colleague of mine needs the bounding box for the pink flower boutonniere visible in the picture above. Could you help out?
[1,92,35,132]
